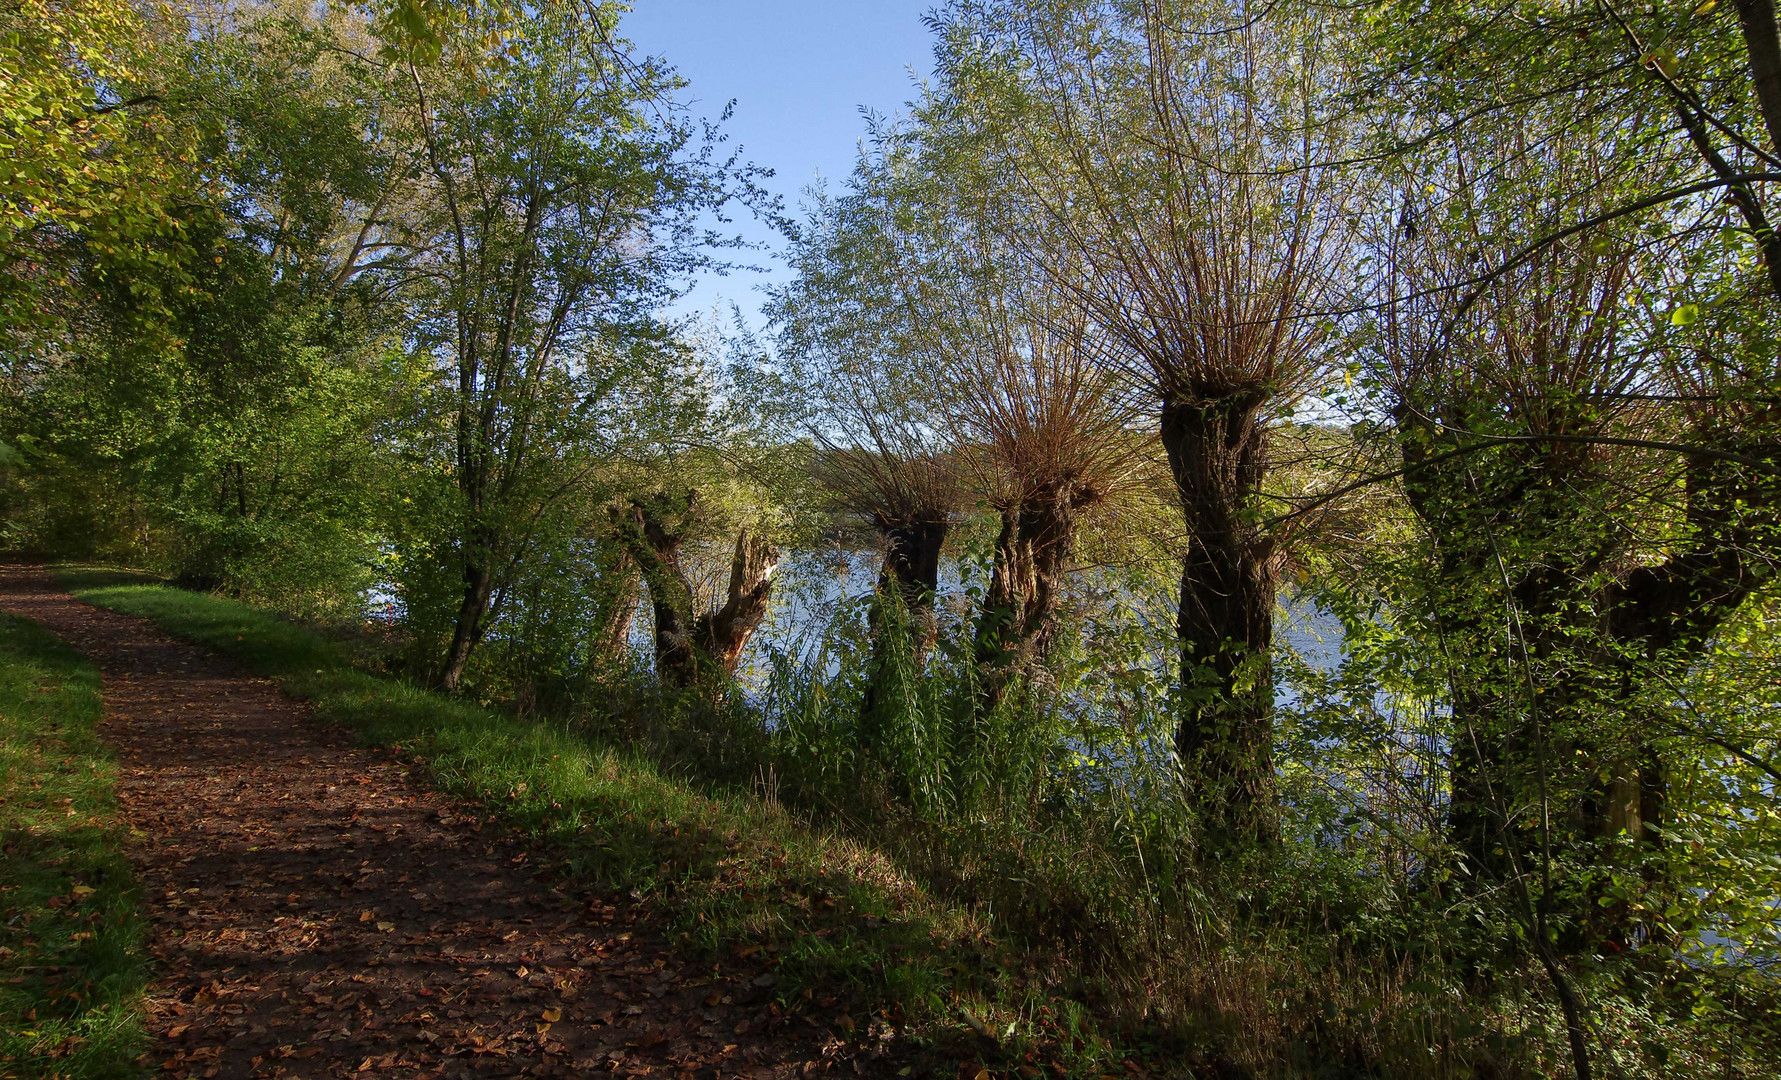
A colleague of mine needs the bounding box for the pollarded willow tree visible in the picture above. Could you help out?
[1348,22,1781,1068]
[942,278,1137,711]
[587,309,808,692]
[614,488,780,689]
[1374,80,1781,962]
[772,147,965,735]
[1363,0,1781,936]
[776,120,1143,743]
[883,110,1147,713]
[930,0,1360,845]
[456,314,797,701]
[1380,126,1659,888]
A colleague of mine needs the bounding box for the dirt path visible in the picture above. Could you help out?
[0,567,860,1079]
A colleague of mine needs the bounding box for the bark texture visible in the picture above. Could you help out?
[588,540,643,664]
[700,529,781,674]
[971,482,1093,710]
[619,491,779,689]
[1736,0,1781,158]
[439,545,494,692]
[1402,408,1781,931]
[871,512,951,663]
[1159,391,1281,847]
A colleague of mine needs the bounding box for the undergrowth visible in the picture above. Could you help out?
[579,618,1568,1078]
[0,611,147,1079]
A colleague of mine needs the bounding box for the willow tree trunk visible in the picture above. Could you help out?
[620,493,779,689]
[695,530,780,674]
[1587,437,1781,930]
[1160,392,1280,848]
[1400,408,1780,946]
[1399,412,1582,887]
[875,514,950,659]
[622,500,697,682]
[860,513,949,744]
[972,485,1084,711]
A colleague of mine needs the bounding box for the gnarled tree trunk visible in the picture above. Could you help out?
[872,512,950,661]
[1401,407,1780,946]
[619,491,780,689]
[972,482,1089,711]
[860,511,950,741]
[697,530,780,674]
[1161,390,1281,848]
[587,539,643,664]
[1594,432,1780,837]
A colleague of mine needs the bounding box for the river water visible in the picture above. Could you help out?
[700,545,1349,693]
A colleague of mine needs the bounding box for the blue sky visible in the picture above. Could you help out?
[619,1,938,327]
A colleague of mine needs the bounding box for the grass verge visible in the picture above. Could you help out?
[54,567,1123,1076]
[0,611,147,1079]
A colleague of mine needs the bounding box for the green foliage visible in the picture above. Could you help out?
[0,0,186,340]
[6,241,410,615]
[0,3,430,618]
[0,612,146,1078]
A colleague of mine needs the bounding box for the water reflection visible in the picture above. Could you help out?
[676,545,1350,694]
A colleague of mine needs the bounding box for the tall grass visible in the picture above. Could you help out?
[665,592,1773,1078]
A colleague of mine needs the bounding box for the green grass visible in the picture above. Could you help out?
[0,611,147,1079]
[52,567,1118,1074]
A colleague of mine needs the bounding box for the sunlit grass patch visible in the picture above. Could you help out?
[0,612,147,1079]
